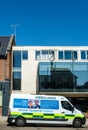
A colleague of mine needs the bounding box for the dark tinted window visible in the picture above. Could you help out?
[81,51,86,59]
[65,51,71,59]
[22,51,28,59]
[58,51,63,59]
[13,72,21,90]
[13,51,21,67]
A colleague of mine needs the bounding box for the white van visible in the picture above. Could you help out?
[7,94,86,127]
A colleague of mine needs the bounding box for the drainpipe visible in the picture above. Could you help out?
[4,51,7,80]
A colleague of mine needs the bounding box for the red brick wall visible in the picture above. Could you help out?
[0,59,4,80]
[5,51,12,80]
[0,43,14,116]
[0,51,12,81]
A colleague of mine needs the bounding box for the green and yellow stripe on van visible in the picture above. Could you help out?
[10,112,84,120]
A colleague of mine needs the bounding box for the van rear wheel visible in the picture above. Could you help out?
[16,117,25,127]
[73,118,82,128]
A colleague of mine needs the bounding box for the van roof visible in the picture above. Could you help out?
[11,94,67,100]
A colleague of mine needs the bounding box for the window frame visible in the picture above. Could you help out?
[12,50,22,91]
[35,51,41,60]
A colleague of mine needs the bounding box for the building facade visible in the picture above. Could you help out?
[12,46,88,112]
[0,35,15,116]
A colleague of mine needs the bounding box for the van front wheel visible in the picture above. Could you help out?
[73,118,82,128]
[16,117,25,127]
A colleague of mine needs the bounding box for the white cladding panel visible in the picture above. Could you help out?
[22,60,38,94]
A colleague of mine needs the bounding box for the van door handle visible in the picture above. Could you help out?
[61,112,65,113]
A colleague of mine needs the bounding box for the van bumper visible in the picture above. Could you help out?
[82,117,86,125]
[7,117,15,124]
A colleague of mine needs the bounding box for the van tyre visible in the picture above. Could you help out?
[16,117,25,127]
[73,118,82,128]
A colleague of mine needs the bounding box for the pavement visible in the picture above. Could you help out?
[0,116,88,126]
[0,116,8,124]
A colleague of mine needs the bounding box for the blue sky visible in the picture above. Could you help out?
[0,0,88,46]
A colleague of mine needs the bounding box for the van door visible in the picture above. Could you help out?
[61,101,74,124]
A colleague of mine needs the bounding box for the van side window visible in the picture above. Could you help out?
[61,101,73,111]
